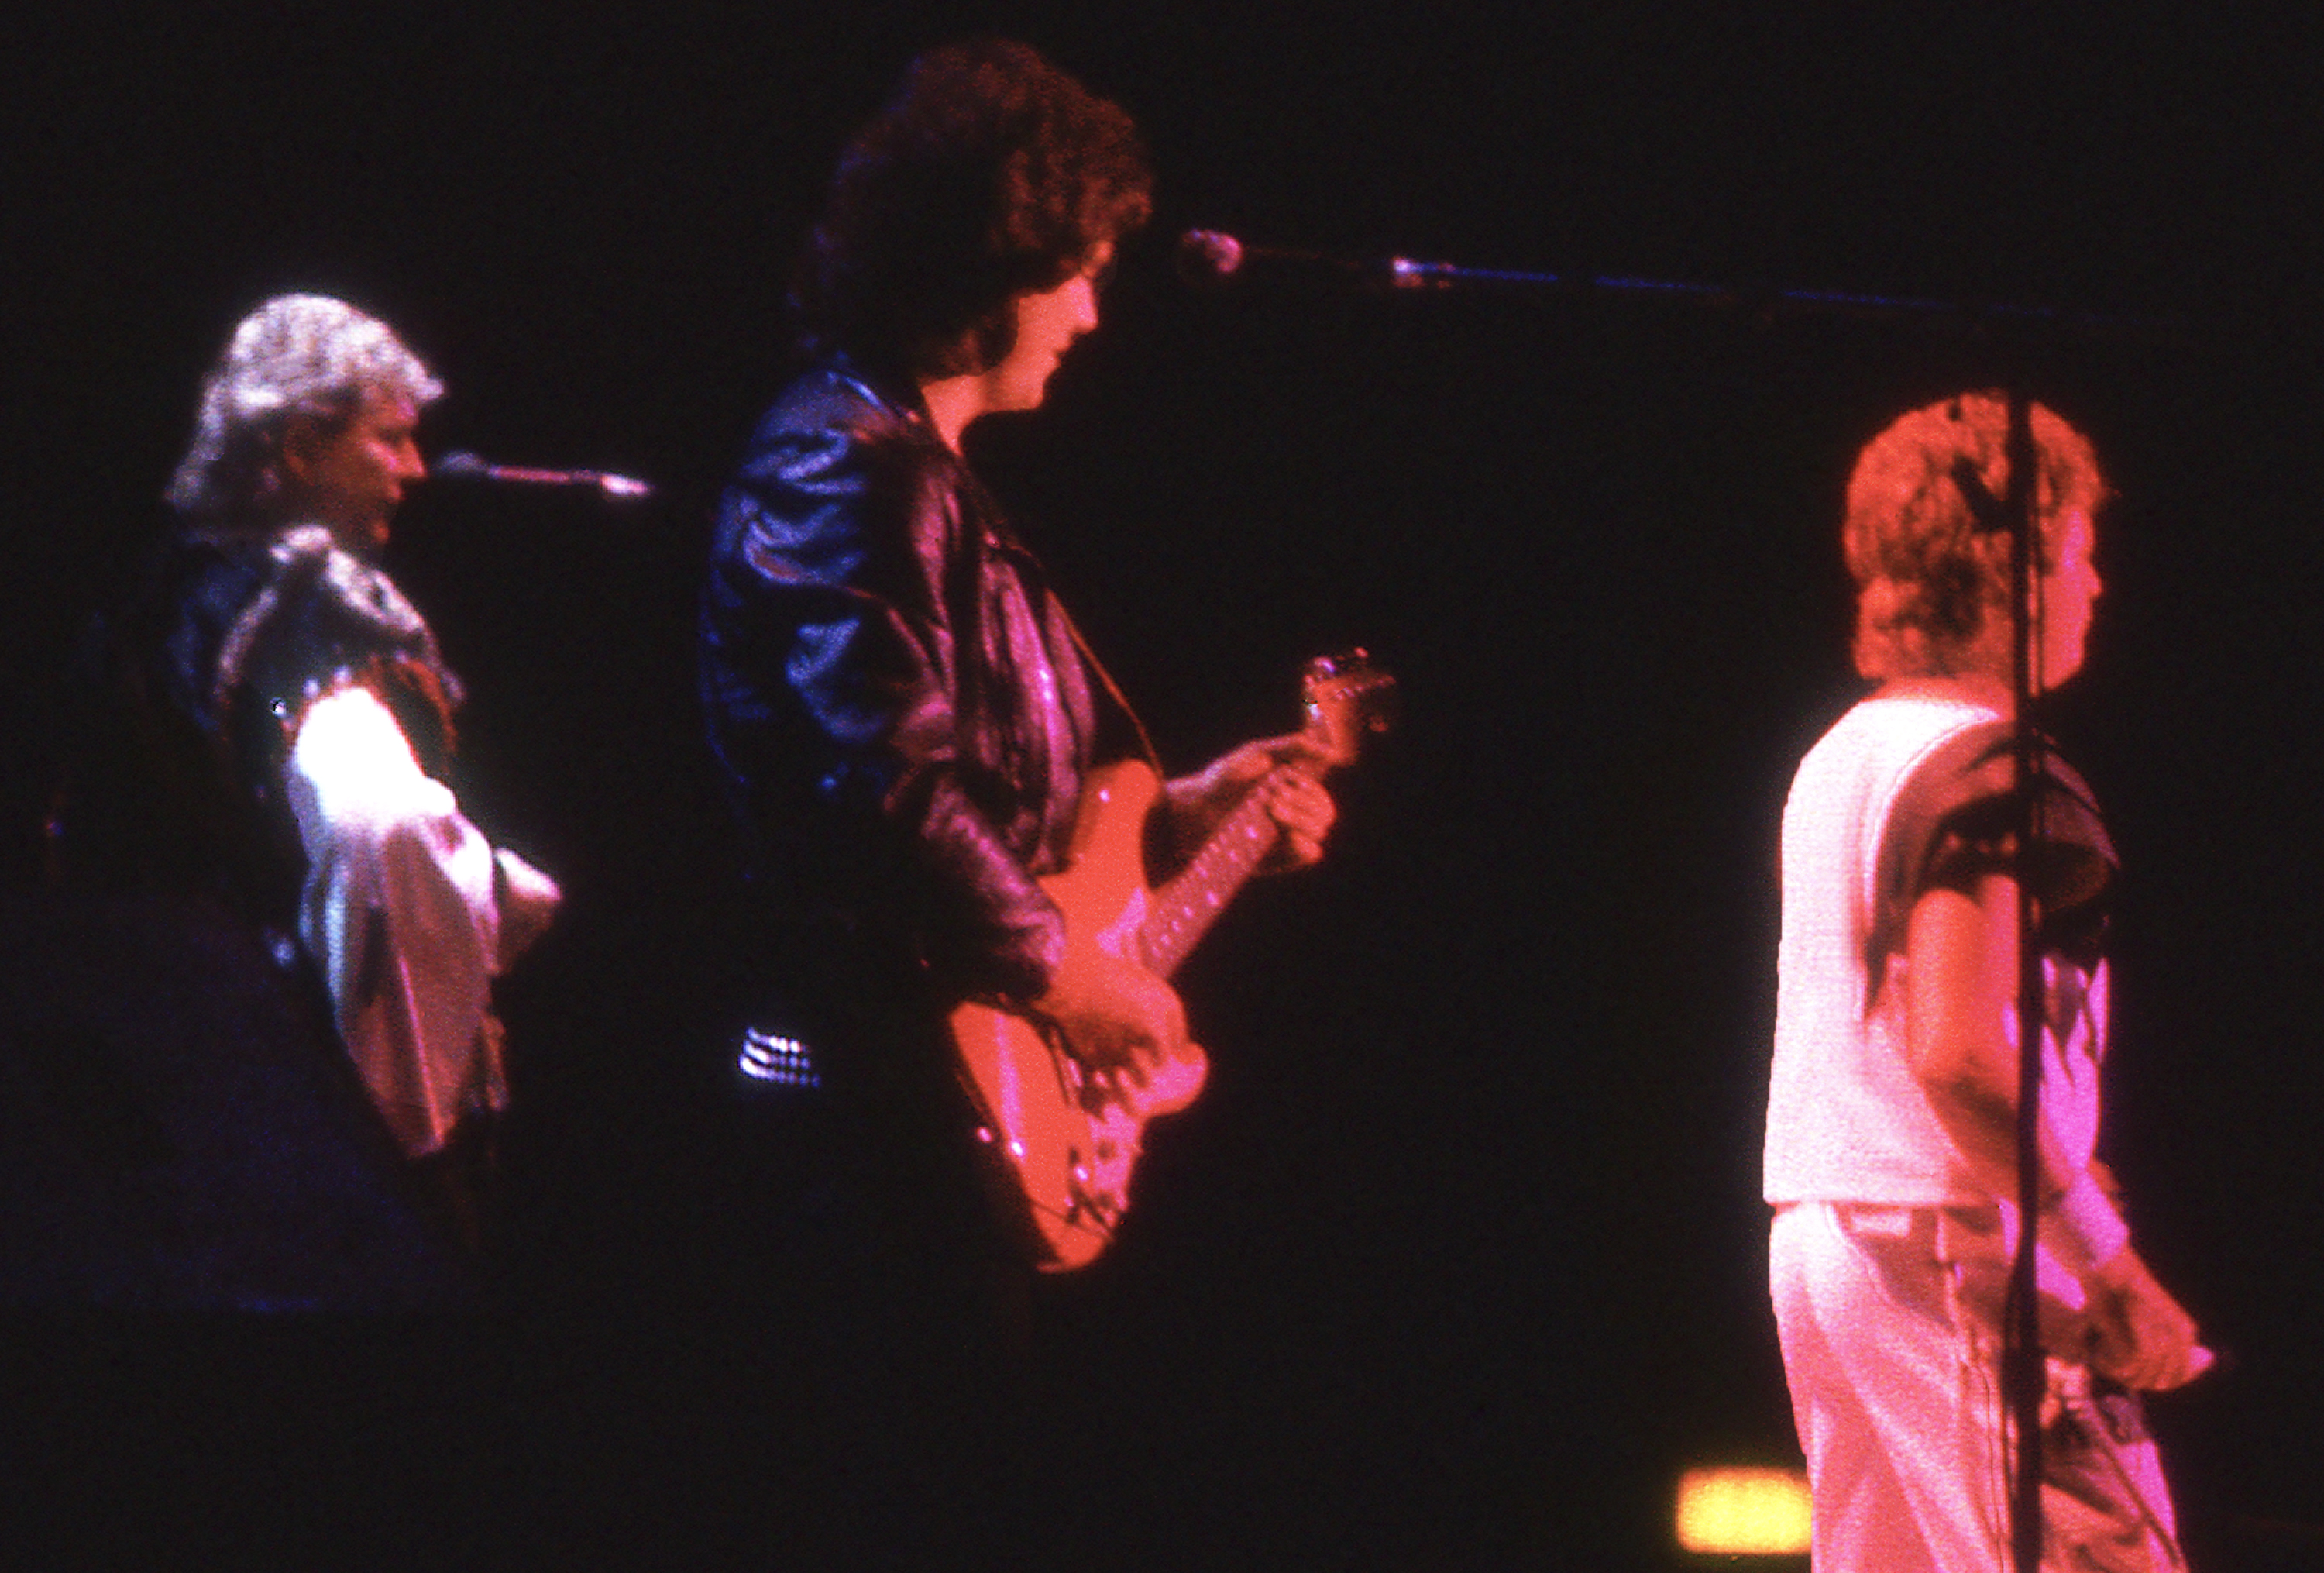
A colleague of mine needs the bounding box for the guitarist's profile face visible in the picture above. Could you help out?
[980,243,1112,416]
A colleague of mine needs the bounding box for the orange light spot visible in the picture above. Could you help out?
[1674,1465,1811,1555]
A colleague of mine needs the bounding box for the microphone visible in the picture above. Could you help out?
[1176,229,1246,284]
[432,450,655,501]
[1175,229,1387,288]
[1176,229,1635,297]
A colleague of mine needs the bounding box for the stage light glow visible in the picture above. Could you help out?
[1674,1465,1811,1555]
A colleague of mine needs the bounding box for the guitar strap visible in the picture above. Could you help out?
[973,477,1157,774]
[1057,601,1161,773]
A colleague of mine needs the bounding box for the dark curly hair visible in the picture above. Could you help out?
[1843,391,2108,680]
[794,40,1153,380]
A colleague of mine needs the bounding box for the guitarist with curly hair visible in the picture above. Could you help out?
[700,40,1336,1350]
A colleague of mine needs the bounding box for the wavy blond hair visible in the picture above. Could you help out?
[166,294,441,521]
[1843,391,2107,680]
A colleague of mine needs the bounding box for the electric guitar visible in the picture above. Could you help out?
[950,651,1394,1270]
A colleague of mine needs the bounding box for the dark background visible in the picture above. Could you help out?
[5,4,2321,1566]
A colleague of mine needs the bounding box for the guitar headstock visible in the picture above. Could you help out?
[1300,649,1397,769]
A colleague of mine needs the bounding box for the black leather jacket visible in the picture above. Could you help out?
[702,360,1114,1003]
[69,519,459,927]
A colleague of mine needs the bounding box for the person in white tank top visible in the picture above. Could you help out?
[1764,392,2206,1571]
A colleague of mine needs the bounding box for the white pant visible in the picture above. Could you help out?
[1770,1200,2182,1572]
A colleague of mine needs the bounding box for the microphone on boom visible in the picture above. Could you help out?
[432,450,655,501]
[1174,229,1386,288]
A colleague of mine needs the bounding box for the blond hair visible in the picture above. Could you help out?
[166,294,442,521]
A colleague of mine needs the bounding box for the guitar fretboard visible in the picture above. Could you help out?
[1140,791,1281,979]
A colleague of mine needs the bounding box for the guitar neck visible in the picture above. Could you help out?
[1133,649,1393,981]
[1139,790,1282,979]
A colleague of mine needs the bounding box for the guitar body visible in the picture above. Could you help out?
[950,652,1392,1272]
[950,759,1208,1272]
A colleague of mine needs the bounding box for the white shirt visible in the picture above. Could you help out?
[1764,690,2108,1210]
[284,683,557,1157]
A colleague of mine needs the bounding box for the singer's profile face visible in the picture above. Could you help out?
[2039,508,2102,689]
[983,242,1111,415]
[280,390,426,553]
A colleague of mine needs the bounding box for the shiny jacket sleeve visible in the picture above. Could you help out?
[703,395,1067,1001]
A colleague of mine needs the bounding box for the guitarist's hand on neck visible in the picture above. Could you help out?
[1161,733,1339,877]
[1030,948,1189,1093]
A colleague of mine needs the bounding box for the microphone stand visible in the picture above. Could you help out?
[1185,230,2203,349]
[1233,237,2078,1569]
[1191,233,2209,1564]
[2002,387,2049,1573]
